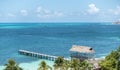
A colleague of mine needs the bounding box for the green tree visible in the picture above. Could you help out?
[100,58,116,70]
[106,51,119,60]
[116,46,120,70]
[54,57,64,70]
[79,60,93,70]
[100,46,120,70]
[116,59,120,70]
[70,59,79,70]
[37,61,52,70]
[4,59,23,70]
[63,60,70,70]
[117,46,120,52]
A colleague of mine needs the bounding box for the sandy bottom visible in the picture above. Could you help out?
[0,59,54,70]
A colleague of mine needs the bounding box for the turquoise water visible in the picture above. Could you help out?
[0,22,120,65]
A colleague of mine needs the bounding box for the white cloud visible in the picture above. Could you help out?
[36,6,51,15]
[36,6,64,18]
[7,13,16,17]
[110,6,120,15]
[36,7,42,12]
[54,11,64,17]
[20,10,28,16]
[88,3,100,14]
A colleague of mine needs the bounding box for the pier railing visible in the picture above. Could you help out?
[18,50,69,61]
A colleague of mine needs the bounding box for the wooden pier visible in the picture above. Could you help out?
[18,50,59,61]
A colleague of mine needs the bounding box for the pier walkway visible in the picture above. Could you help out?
[18,50,68,61]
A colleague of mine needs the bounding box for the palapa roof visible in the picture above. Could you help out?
[69,45,95,53]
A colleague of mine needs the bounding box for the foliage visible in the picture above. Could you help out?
[4,59,23,70]
[54,57,64,70]
[100,46,120,70]
[79,60,93,70]
[117,46,120,52]
[63,60,70,70]
[54,57,93,70]
[70,59,79,70]
[105,51,119,60]
[37,61,52,70]
[100,58,116,70]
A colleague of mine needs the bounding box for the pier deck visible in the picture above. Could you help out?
[18,50,68,61]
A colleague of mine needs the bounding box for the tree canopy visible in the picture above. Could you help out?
[4,59,23,70]
[100,46,120,70]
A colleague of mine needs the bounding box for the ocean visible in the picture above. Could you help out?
[0,22,120,69]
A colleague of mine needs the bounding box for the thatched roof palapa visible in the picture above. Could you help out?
[69,45,95,53]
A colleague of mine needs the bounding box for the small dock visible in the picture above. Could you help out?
[18,50,59,61]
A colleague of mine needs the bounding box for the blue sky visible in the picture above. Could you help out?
[0,0,120,22]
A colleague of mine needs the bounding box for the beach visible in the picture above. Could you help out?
[0,59,54,70]
[0,57,104,70]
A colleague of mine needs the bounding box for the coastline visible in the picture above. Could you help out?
[0,57,105,70]
[0,59,54,70]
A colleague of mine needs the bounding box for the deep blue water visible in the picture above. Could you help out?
[0,22,120,65]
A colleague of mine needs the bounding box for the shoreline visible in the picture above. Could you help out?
[0,59,54,70]
[0,57,105,70]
